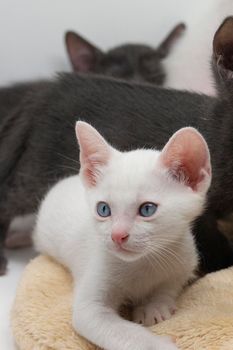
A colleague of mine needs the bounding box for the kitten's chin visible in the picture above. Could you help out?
[108,245,143,262]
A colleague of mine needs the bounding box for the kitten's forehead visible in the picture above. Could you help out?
[101,149,163,196]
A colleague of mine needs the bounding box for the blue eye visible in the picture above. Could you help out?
[139,202,157,217]
[97,202,111,217]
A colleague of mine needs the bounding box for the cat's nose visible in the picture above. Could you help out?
[111,231,129,245]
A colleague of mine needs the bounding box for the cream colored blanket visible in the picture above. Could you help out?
[11,255,233,350]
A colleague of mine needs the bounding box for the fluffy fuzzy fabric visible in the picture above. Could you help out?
[11,255,233,350]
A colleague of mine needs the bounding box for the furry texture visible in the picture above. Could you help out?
[11,255,233,350]
[33,123,210,350]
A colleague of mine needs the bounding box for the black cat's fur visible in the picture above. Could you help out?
[65,23,185,84]
[1,18,233,276]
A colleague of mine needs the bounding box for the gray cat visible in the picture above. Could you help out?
[65,23,185,84]
[0,22,184,142]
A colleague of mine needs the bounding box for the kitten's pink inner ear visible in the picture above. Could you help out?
[75,121,111,187]
[160,128,211,191]
[65,31,102,72]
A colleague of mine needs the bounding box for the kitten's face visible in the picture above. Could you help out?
[87,151,206,262]
[95,45,164,84]
[76,122,211,263]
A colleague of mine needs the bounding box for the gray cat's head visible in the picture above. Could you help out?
[65,23,185,85]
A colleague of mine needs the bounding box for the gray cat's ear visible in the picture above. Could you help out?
[65,31,103,72]
[157,22,186,58]
[160,127,211,193]
[75,121,113,187]
[213,17,233,80]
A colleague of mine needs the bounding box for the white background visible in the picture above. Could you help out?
[0,1,233,349]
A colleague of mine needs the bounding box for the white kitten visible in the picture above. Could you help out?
[34,121,211,350]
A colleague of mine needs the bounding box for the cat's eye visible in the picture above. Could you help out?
[96,202,111,217]
[139,202,158,217]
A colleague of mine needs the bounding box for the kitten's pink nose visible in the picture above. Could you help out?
[111,231,129,245]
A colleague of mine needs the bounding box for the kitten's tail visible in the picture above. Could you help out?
[157,22,186,58]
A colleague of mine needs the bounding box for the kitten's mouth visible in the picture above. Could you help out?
[114,244,137,255]
[107,243,142,261]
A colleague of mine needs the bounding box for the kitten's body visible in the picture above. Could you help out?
[34,123,210,350]
[34,177,195,350]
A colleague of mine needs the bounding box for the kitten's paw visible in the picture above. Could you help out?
[133,296,177,327]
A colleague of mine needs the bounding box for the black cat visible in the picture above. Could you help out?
[65,23,185,84]
[1,18,233,276]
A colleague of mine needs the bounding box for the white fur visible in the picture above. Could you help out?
[34,124,211,350]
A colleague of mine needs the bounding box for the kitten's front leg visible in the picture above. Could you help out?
[73,283,178,350]
[133,284,179,327]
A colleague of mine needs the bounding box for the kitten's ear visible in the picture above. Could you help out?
[160,127,211,193]
[75,121,113,187]
[65,31,103,72]
[157,22,186,58]
[213,17,233,80]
